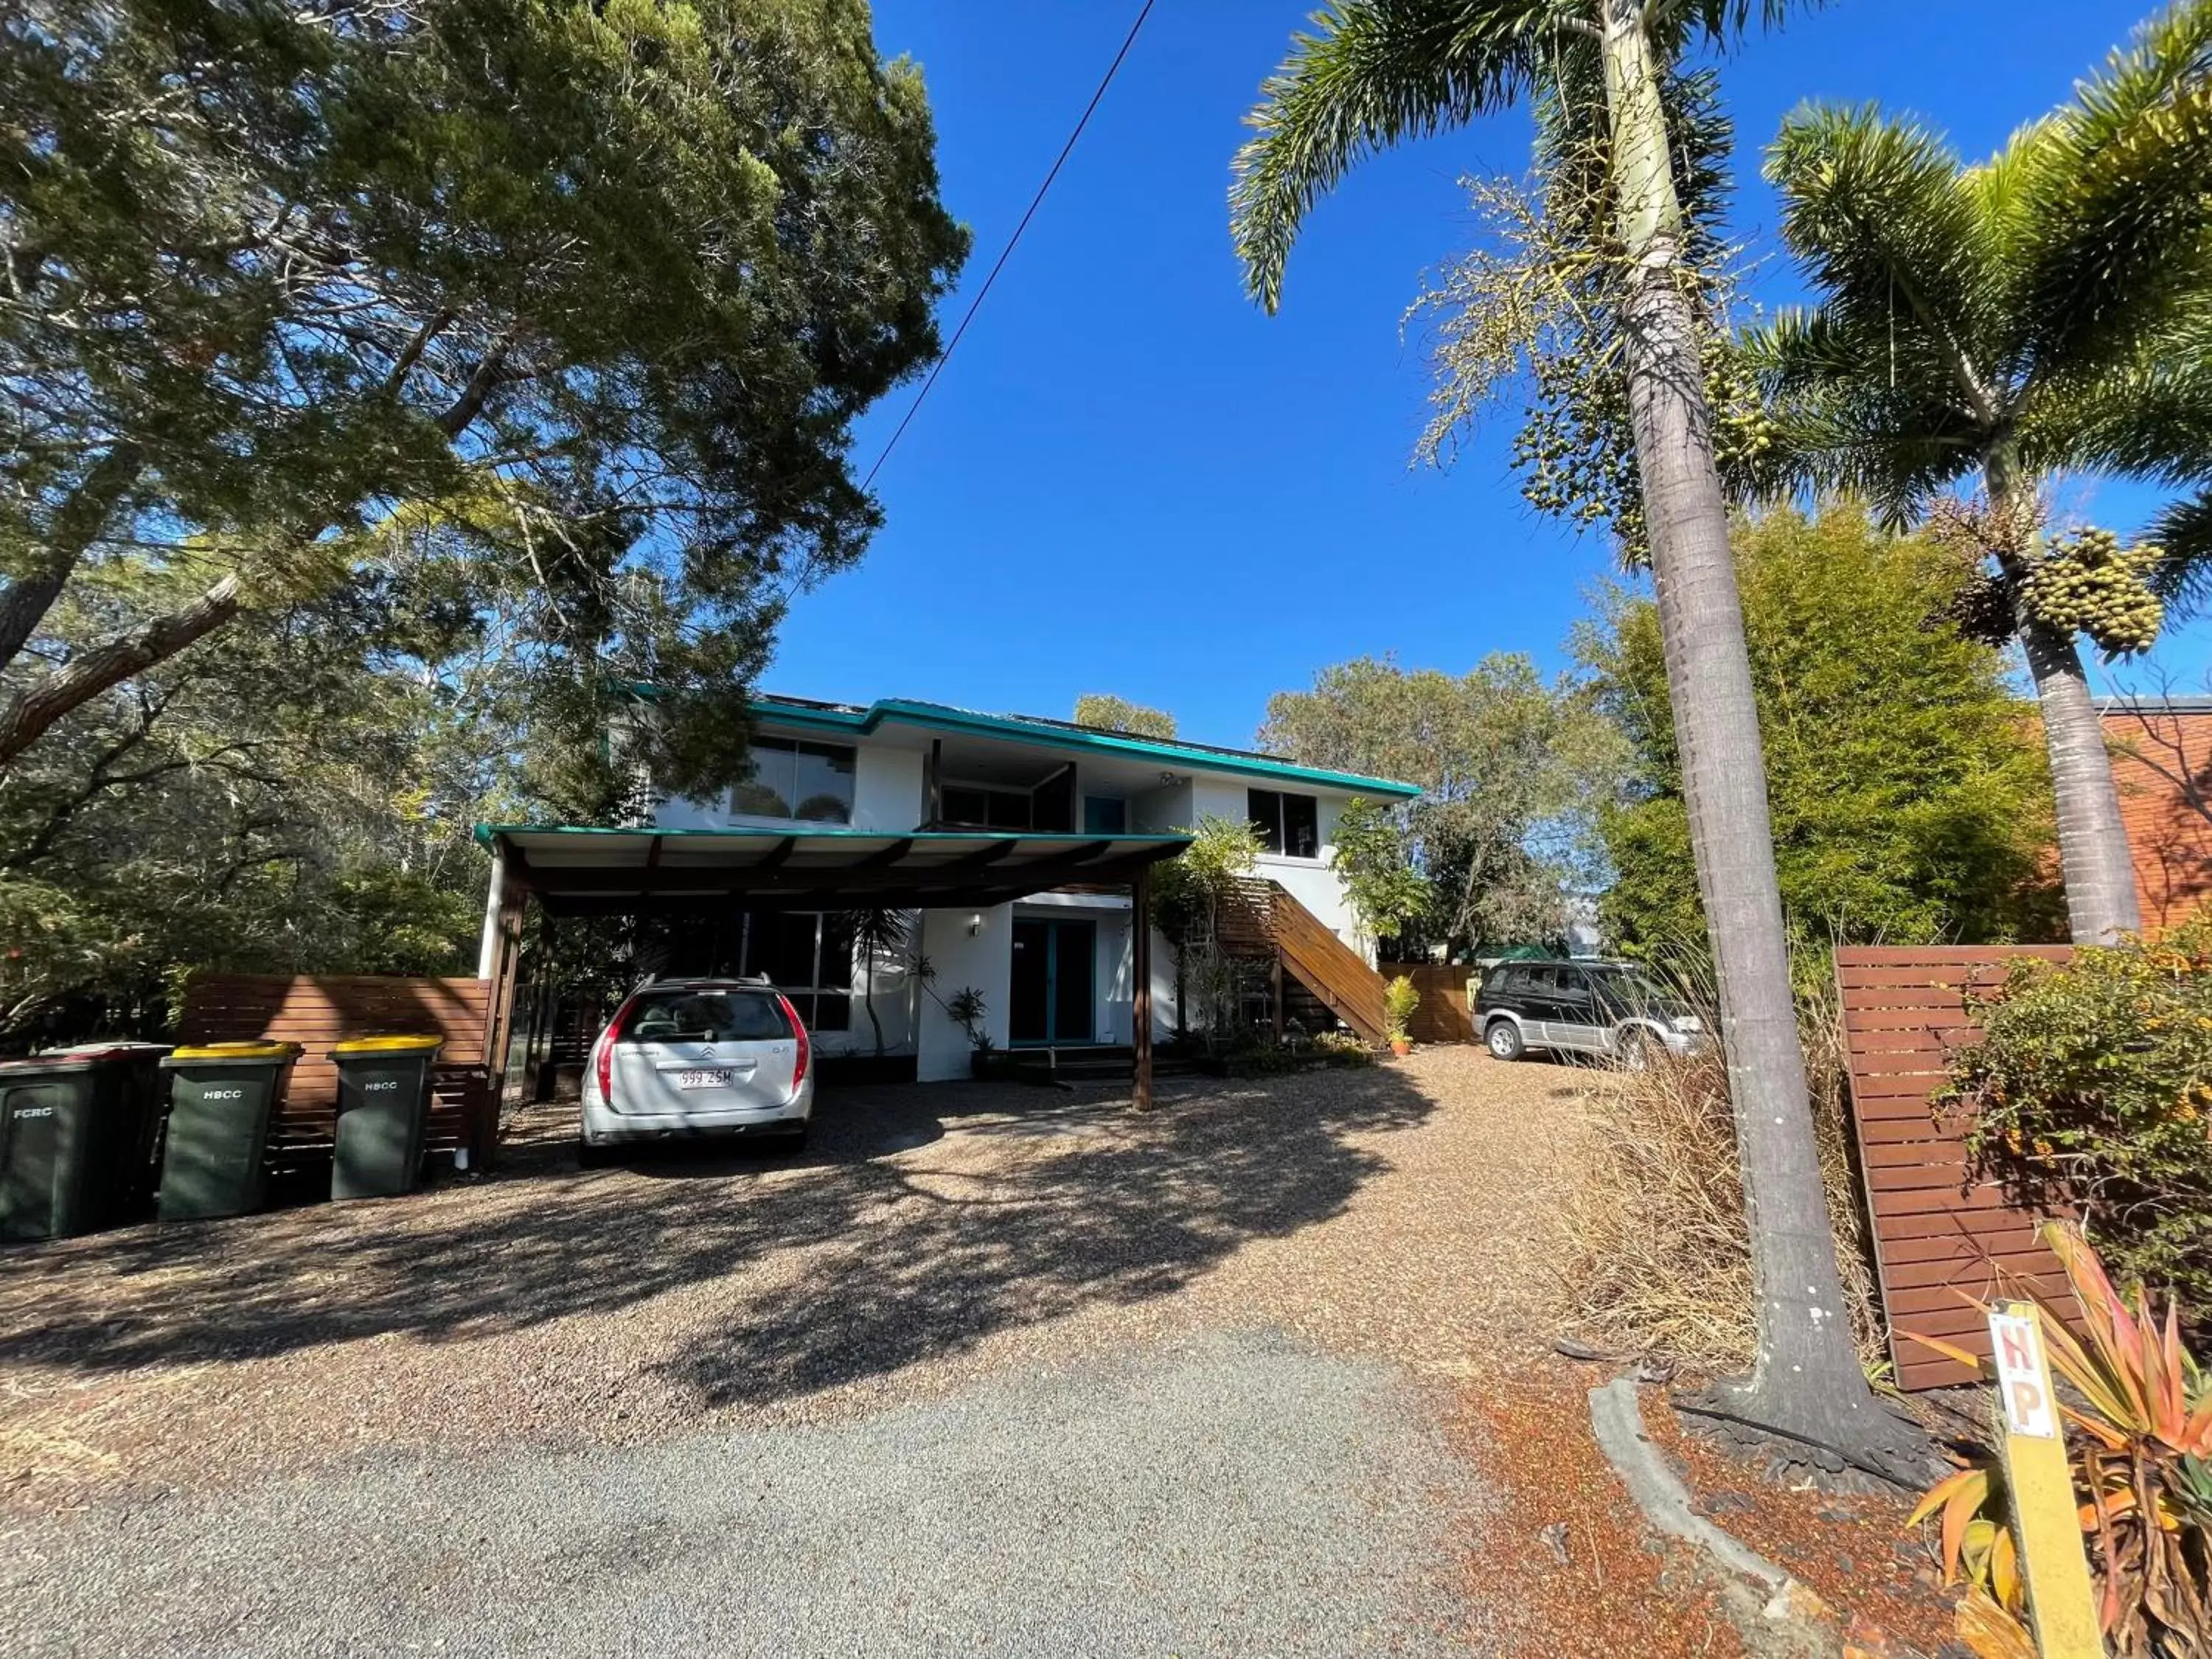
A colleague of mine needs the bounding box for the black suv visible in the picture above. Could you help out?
[1472,959,1705,1066]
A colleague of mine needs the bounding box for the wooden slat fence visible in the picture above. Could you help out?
[1836,945,2076,1390]
[178,973,498,1166]
[1399,964,1475,1045]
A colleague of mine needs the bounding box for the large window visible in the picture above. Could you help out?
[941,784,1032,830]
[731,738,856,824]
[1248,788,1320,859]
[740,910,852,1033]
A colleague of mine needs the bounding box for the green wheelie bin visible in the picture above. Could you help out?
[0,1045,171,1242]
[156,1042,300,1222]
[330,1036,444,1200]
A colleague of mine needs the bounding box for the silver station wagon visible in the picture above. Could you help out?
[580,978,814,1162]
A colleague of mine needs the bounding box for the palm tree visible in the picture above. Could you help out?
[1233,1,1925,1479]
[1751,1,2212,943]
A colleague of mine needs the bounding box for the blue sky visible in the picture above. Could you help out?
[765,0,2205,749]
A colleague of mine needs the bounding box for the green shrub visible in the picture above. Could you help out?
[1944,914,2212,1315]
[1312,1029,1374,1067]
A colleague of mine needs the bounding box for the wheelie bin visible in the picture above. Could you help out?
[329,1036,444,1200]
[0,1044,171,1241]
[156,1042,300,1221]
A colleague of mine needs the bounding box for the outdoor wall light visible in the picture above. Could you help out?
[967,913,984,936]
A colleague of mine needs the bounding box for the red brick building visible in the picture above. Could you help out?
[2101,698,2212,931]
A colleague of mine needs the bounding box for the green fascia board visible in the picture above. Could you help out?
[743,697,1424,799]
[473,823,1196,848]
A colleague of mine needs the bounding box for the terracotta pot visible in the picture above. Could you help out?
[1389,1037,1412,1057]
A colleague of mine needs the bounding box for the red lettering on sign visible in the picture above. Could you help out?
[1998,1323,2037,1372]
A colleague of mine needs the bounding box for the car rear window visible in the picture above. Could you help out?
[621,990,791,1044]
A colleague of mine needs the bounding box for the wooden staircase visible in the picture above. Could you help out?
[1216,878,1391,1046]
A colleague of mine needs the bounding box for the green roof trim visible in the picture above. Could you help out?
[472,824,1195,848]
[735,696,1424,798]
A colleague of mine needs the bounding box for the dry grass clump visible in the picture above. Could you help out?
[1559,997,1884,1375]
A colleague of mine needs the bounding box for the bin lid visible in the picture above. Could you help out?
[42,1041,173,1060]
[165,1040,303,1062]
[0,1054,109,1076]
[330,1035,445,1056]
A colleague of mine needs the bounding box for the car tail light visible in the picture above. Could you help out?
[779,994,809,1089]
[595,997,639,1101]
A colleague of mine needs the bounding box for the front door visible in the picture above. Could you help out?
[1009,919,1096,1046]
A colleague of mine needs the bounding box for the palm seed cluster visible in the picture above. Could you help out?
[2020,527,2166,655]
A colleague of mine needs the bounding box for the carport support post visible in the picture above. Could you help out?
[1132,865,1153,1113]
[480,847,528,1122]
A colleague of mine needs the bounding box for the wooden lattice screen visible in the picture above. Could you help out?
[1835,945,2078,1391]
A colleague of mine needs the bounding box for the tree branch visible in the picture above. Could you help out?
[0,574,243,772]
[0,443,142,672]
[436,334,518,438]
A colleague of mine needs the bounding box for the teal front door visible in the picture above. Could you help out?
[1009,919,1095,1045]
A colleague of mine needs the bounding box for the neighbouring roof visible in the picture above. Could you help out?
[473,824,1193,915]
[634,688,1425,799]
[2097,696,2212,714]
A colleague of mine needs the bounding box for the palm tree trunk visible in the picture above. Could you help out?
[2022,622,2140,941]
[1986,459,2142,942]
[1599,0,1923,1481]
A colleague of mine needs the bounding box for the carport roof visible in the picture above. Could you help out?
[473,824,1193,915]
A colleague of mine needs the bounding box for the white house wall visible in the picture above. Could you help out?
[917,904,1011,1082]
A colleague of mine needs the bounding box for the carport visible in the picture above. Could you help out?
[473,825,1192,1107]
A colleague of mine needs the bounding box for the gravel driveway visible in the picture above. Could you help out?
[4,1332,1482,1658]
[0,1051,1579,1656]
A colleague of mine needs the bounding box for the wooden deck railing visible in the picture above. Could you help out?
[1215,879,1391,1046]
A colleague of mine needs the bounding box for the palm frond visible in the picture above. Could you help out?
[1659,0,1821,50]
[1231,1,1574,313]
[1764,103,2013,420]
[1743,309,1983,514]
[2011,0,2212,376]
[2023,321,2212,482]
[2149,487,2212,611]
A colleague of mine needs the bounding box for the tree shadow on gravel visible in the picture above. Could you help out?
[0,1067,1436,1411]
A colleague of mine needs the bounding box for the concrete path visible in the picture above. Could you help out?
[4,1331,1488,1658]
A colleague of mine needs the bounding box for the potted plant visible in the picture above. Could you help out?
[1383,975,1419,1057]
[942,986,995,1077]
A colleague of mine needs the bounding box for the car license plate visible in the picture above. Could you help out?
[677,1068,736,1090]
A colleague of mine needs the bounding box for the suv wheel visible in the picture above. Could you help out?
[1485,1019,1525,1062]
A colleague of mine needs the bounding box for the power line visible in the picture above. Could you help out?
[860,0,1158,493]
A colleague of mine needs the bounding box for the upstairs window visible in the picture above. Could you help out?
[1083,796,1128,835]
[941,784,1032,830]
[1248,788,1319,859]
[731,739,855,823]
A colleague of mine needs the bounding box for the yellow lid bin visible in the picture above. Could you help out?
[166,1040,303,1062]
[328,1037,445,1201]
[330,1035,445,1057]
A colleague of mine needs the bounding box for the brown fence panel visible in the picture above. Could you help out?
[178,973,495,1162]
[1399,964,1474,1045]
[1835,945,2075,1390]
